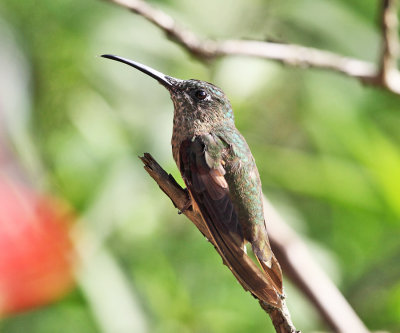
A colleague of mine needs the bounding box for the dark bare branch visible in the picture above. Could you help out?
[139,153,298,333]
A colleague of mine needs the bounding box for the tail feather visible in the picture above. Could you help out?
[251,238,283,295]
[257,253,283,295]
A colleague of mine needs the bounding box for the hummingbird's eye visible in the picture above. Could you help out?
[194,89,208,100]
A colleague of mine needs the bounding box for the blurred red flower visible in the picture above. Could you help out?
[0,176,76,315]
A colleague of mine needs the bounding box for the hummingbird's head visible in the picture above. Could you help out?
[169,79,234,127]
[101,54,235,129]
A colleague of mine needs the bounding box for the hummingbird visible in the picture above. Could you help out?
[102,54,283,303]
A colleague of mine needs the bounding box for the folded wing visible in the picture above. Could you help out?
[179,135,281,306]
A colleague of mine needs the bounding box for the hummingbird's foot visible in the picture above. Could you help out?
[178,196,192,214]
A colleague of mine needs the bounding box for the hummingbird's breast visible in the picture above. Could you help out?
[171,113,213,164]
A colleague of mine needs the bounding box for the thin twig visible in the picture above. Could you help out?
[377,0,400,92]
[139,153,298,333]
[105,0,400,96]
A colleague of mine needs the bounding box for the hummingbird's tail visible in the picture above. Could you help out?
[256,254,283,295]
[251,229,283,295]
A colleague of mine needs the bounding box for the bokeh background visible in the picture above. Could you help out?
[0,0,400,332]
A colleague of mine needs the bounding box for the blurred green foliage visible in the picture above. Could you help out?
[0,0,400,332]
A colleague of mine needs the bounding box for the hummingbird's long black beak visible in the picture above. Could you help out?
[101,54,177,88]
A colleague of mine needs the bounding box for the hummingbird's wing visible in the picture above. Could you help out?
[179,135,281,306]
[179,135,243,244]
